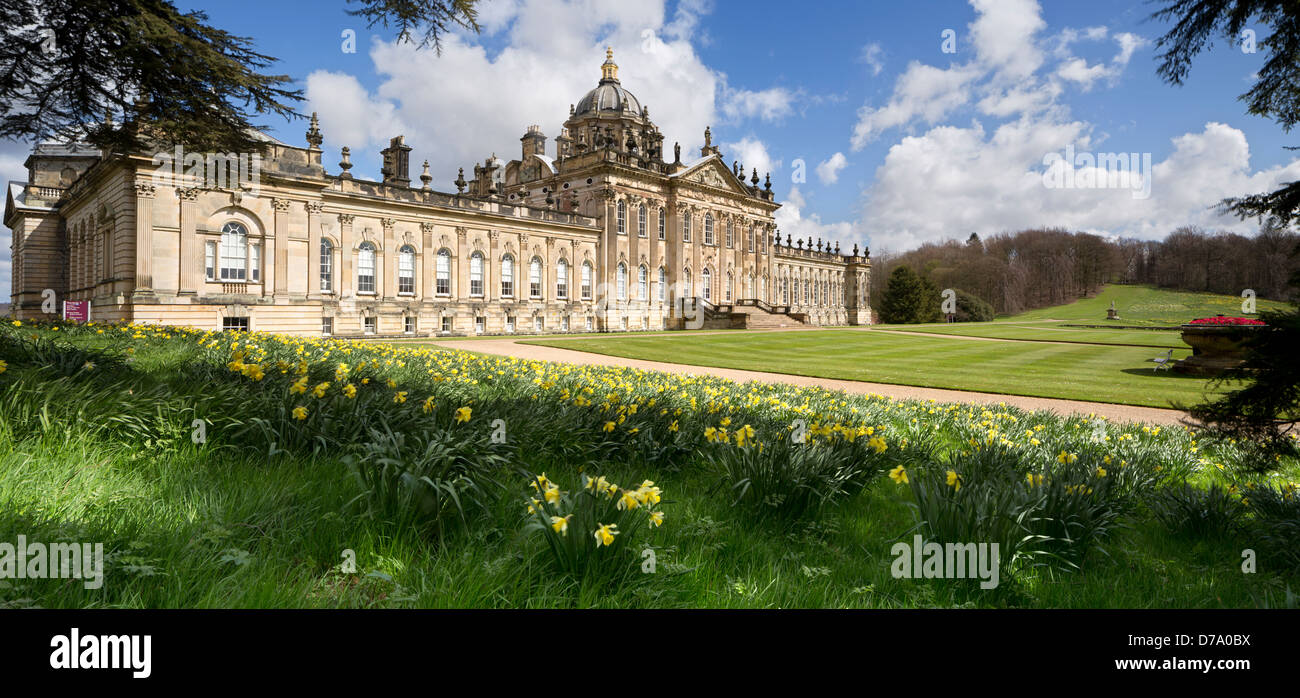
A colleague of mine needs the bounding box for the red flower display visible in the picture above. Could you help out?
[1187,316,1266,326]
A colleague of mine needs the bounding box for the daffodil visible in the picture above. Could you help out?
[455,406,472,423]
[393,391,408,404]
[888,465,908,485]
[343,383,357,399]
[292,406,308,420]
[593,523,619,547]
[550,515,570,536]
[648,510,665,528]
[946,470,962,491]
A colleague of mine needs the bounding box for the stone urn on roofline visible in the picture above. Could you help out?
[1173,315,1267,376]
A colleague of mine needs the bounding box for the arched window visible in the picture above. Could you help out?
[501,254,515,297]
[530,257,543,298]
[704,214,714,246]
[657,208,666,240]
[658,267,666,302]
[617,262,628,300]
[398,245,416,294]
[702,267,712,302]
[638,265,648,300]
[357,242,376,293]
[683,268,692,298]
[725,271,733,302]
[436,249,451,296]
[556,258,568,299]
[638,205,647,238]
[320,239,333,292]
[617,200,627,235]
[220,222,248,281]
[469,252,484,297]
[682,213,691,242]
[581,261,593,300]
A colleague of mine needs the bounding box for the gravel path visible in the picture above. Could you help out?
[429,337,1190,426]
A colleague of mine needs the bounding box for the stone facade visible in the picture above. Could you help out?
[6,50,871,336]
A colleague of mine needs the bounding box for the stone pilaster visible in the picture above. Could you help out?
[177,187,199,294]
[132,181,156,294]
[306,202,323,296]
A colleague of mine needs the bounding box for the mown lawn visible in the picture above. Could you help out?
[880,323,1187,348]
[2,321,1296,609]
[525,329,1222,408]
[1005,284,1285,326]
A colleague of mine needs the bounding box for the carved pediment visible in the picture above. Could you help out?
[679,157,749,195]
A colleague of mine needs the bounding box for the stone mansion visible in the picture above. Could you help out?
[5,49,871,336]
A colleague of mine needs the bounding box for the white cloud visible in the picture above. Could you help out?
[0,140,33,294]
[856,119,1300,254]
[304,0,790,183]
[722,136,780,180]
[775,186,856,247]
[721,87,797,122]
[815,152,848,185]
[850,61,981,149]
[860,43,884,76]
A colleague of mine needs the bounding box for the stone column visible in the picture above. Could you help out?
[488,230,500,302]
[271,197,292,297]
[421,223,435,298]
[455,226,467,300]
[133,182,156,294]
[177,188,199,294]
[307,202,323,296]
[381,218,396,298]
[339,214,355,297]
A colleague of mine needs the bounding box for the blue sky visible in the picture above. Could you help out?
[4,0,1298,291]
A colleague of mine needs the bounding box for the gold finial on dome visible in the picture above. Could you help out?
[601,47,618,81]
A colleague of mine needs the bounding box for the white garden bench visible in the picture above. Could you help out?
[1151,349,1173,371]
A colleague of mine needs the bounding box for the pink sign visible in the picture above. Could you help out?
[62,301,90,323]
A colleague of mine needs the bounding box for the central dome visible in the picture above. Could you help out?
[573,48,641,117]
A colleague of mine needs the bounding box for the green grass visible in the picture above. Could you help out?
[1006,284,1285,326]
[3,322,1296,609]
[880,322,1187,348]
[525,329,1221,408]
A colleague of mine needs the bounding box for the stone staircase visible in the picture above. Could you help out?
[702,299,807,329]
[725,302,807,328]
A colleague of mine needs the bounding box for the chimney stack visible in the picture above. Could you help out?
[380,135,412,186]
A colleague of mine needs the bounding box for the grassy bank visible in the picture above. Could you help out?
[1,320,1296,608]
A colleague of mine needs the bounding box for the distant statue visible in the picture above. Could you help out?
[1107,300,1119,320]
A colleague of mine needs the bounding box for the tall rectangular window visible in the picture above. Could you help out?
[204,241,217,281]
[530,258,542,298]
[556,260,568,299]
[657,209,665,240]
[581,263,592,300]
[470,254,483,297]
[638,205,647,238]
[682,214,691,242]
[320,240,333,292]
[404,316,415,334]
[321,316,333,335]
[249,243,261,282]
[398,247,415,294]
[436,250,450,295]
[358,244,376,293]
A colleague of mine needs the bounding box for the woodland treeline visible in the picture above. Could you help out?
[869,224,1300,316]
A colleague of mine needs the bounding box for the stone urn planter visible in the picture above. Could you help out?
[1173,317,1267,376]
